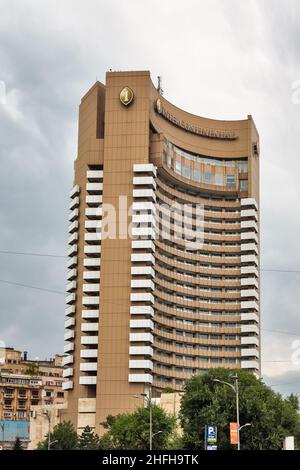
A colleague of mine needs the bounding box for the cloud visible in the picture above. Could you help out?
[0,0,300,394]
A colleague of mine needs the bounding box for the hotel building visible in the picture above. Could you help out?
[63,71,260,434]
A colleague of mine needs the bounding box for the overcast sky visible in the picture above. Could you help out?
[0,0,300,396]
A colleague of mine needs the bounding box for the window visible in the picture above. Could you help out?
[239,180,248,191]
[175,161,182,175]
[237,161,248,173]
[226,174,236,188]
[194,168,201,182]
[167,155,173,169]
[215,173,223,186]
[205,172,212,184]
[184,164,191,179]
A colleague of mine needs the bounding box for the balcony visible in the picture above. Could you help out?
[86,195,102,205]
[131,227,156,239]
[65,305,75,316]
[68,220,79,233]
[86,183,103,194]
[79,376,97,385]
[80,349,98,358]
[68,232,78,245]
[130,305,154,316]
[64,330,75,341]
[64,342,74,353]
[85,220,101,230]
[81,323,99,332]
[67,256,77,269]
[83,283,100,293]
[131,279,154,290]
[66,293,76,305]
[83,271,100,280]
[66,280,76,293]
[63,368,73,378]
[70,185,80,199]
[131,253,155,264]
[84,245,101,255]
[85,233,101,244]
[129,360,153,370]
[87,170,103,181]
[62,355,74,366]
[82,296,100,306]
[80,336,99,345]
[69,196,79,211]
[133,189,156,200]
[67,268,77,281]
[64,317,75,329]
[67,244,77,257]
[129,346,153,356]
[241,198,258,211]
[130,319,154,330]
[129,332,153,343]
[131,266,155,277]
[133,164,157,176]
[69,208,79,222]
[128,374,153,384]
[62,381,73,390]
[133,176,156,188]
[80,363,98,372]
[132,240,155,251]
[84,258,101,268]
[82,309,99,319]
[130,293,154,303]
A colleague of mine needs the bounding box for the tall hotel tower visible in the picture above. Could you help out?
[63,71,260,433]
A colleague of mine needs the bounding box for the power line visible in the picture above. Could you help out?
[0,250,67,259]
[0,279,64,295]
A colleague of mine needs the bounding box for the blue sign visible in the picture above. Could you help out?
[206,425,217,444]
[0,421,29,442]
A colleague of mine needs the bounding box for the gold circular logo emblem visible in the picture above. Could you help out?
[119,86,134,106]
[156,98,162,113]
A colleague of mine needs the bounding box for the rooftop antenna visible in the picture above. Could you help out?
[157,76,164,95]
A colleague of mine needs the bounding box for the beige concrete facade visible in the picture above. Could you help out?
[64,71,260,435]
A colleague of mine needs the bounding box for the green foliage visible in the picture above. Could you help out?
[78,425,101,450]
[179,368,300,450]
[12,437,23,450]
[37,421,78,450]
[25,362,39,376]
[100,405,177,450]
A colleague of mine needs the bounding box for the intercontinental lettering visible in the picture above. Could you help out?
[155,98,238,141]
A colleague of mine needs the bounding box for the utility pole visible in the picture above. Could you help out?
[149,385,153,451]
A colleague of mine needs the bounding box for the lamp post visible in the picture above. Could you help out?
[133,386,161,450]
[213,374,240,450]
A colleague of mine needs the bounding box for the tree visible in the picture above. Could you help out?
[180,368,300,450]
[78,426,101,450]
[100,404,177,450]
[26,362,39,376]
[37,421,78,450]
[12,437,23,450]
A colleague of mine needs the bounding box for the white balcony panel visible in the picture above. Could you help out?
[87,170,103,180]
[241,325,259,335]
[241,209,258,221]
[69,196,79,211]
[240,289,259,300]
[133,201,156,212]
[131,279,154,290]
[83,283,100,293]
[241,277,259,289]
[83,271,100,280]
[241,301,259,311]
[241,266,259,277]
[70,185,80,199]
[79,376,97,385]
[82,296,100,306]
[133,189,156,200]
[64,330,75,341]
[80,363,98,372]
[67,256,77,269]
[67,268,77,281]
[84,245,101,255]
[130,319,154,330]
[241,243,258,255]
[129,360,153,370]
[82,309,99,319]
[80,349,98,358]
[241,198,258,211]
[64,342,74,353]
[128,374,153,384]
[129,346,153,356]
[85,207,102,218]
[86,183,103,193]
[241,336,259,347]
[80,336,99,345]
[62,381,73,390]
[241,255,258,265]
[86,195,102,205]
[131,227,156,239]
[63,368,73,378]
[241,313,259,323]
[85,220,101,230]
[85,232,101,243]
[130,293,154,304]
[241,348,260,358]
[133,164,157,176]
[241,220,258,232]
[81,323,99,332]
[131,253,155,264]
[131,266,155,277]
[65,305,75,316]
[69,208,79,222]
[64,318,75,329]
[241,360,259,370]
[63,355,73,366]
[66,280,76,293]
[129,333,153,343]
[241,232,259,244]
[132,214,156,226]
[131,240,155,251]
[67,244,78,257]
[66,293,76,305]
[84,258,101,267]
[130,306,154,317]
[68,220,79,234]
[133,176,156,188]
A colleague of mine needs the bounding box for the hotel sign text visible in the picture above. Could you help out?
[155,98,238,141]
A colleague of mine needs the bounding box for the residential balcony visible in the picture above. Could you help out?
[82,309,99,319]
[70,185,80,199]
[87,170,103,181]
[133,163,157,176]
[79,376,97,385]
[69,208,79,222]
[81,323,99,332]
[82,296,100,306]
[69,196,79,211]
[80,363,98,372]
[86,183,103,194]
[129,360,153,370]
[128,374,153,384]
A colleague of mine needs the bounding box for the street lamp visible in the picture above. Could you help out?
[133,387,162,450]
[213,374,241,450]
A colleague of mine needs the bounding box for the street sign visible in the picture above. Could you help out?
[207,445,218,451]
[230,422,238,445]
[206,425,217,443]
